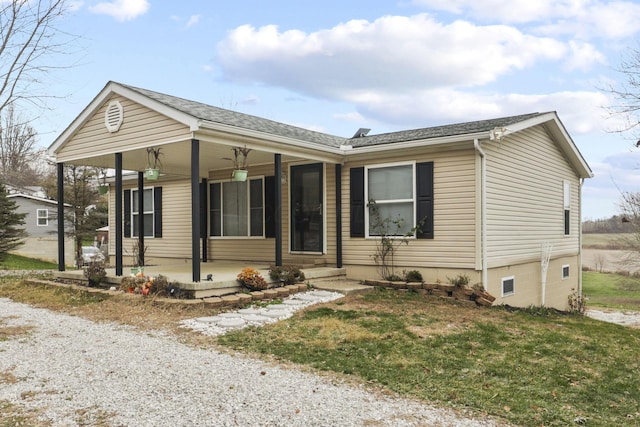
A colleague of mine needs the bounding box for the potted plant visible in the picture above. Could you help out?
[145,147,162,180]
[237,267,268,291]
[97,168,109,195]
[224,146,251,182]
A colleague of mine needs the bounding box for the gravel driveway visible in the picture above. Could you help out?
[0,298,502,427]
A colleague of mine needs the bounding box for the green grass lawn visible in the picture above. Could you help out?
[0,254,58,270]
[217,287,640,427]
[582,271,640,311]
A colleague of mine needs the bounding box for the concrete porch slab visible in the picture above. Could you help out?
[55,262,358,299]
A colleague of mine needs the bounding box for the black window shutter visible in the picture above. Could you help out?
[153,187,162,238]
[264,176,276,238]
[350,167,365,237]
[200,181,207,238]
[416,162,434,239]
[123,190,131,238]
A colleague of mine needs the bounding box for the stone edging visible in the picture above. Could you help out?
[363,280,496,306]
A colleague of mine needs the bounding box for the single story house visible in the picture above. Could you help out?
[49,81,593,309]
[7,192,75,264]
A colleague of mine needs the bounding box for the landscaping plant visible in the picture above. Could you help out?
[367,199,421,281]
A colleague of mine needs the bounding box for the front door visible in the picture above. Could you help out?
[290,163,323,252]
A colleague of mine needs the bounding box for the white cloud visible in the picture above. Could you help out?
[89,0,150,22]
[217,14,566,97]
[563,41,606,71]
[412,0,555,23]
[333,111,365,122]
[412,0,640,40]
[186,14,201,28]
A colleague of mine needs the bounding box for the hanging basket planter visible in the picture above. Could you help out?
[232,169,248,182]
[98,185,109,195]
[145,168,160,180]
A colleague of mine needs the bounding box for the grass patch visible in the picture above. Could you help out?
[0,278,222,335]
[0,254,58,270]
[582,271,640,311]
[217,288,640,426]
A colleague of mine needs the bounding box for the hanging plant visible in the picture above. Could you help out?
[97,168,109,194]
[146,147,162,180]
[223,146,251,181]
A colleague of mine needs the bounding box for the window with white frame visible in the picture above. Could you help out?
[562,264,570,279]
[132,188,154,237]
[563,180,571,235]
[366,163,414,236]
[210,178,264,237]
[36,209,48,226]
[502,276,515,296]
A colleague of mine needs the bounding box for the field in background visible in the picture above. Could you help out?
[582,233,634,250]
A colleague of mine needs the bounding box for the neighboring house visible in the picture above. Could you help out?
[8,193,75,264]
[48,81,593,309]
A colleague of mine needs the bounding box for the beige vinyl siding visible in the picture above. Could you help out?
[207,164,275,262]
[206,162,336,264]
[484,126,581,268]
[108,178,193,262]
[56,95,191,162]
[342,148,477,270]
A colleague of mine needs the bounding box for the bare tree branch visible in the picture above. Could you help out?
[0,0,72,113]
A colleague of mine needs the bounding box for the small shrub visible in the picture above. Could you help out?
[269,265,305,286]
[402,269,423,282]
[83,261,106,287]
[150,274,170,295]
[386,273,403,281]
[237,267,269,290]
[568,288,587,314]
[448,274,470,287]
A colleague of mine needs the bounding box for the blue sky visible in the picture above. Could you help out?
[28,0,640,220]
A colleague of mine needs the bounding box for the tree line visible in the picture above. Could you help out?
[582,215,635,234]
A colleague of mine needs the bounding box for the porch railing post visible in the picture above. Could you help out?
[191,139,201,282]
[57,162,65,271]
[115,152,123,276]
[274,153,282,266]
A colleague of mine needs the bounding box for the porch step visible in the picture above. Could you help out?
[184,267,347,299]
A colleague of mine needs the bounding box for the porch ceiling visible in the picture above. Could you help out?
[65,137,343,179]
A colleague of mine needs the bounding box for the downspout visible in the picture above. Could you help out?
[579,178,584,295]
[474,138,488,290]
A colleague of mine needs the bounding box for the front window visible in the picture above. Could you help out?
[37,209,48,226]
[132,188,153,237]
[366,163,414,236]
[210,178,264,237]
[564,181,571,236]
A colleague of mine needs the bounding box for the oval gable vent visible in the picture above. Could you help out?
[104,100,124,133]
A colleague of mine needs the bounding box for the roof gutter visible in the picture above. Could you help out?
[474,138,488,290]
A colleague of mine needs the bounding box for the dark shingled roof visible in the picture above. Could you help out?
[121,83,346,148]
[347,112,546,147]
[120,83,547,150]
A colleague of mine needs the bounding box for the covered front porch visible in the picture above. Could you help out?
[49,82,348,283]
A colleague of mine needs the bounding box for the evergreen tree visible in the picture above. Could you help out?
[0,183,26,260]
